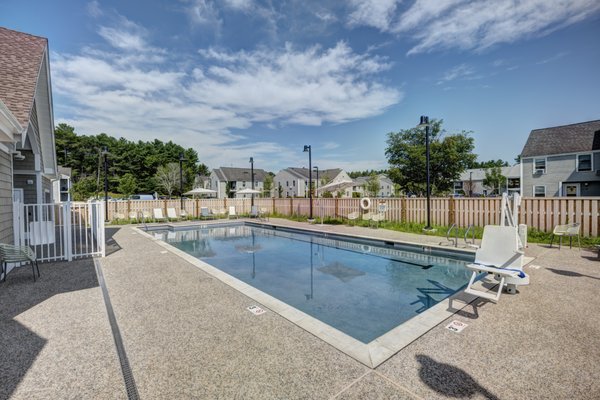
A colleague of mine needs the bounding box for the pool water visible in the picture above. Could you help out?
[156,224,473,343]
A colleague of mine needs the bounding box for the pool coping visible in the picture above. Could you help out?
[135,221,484,368]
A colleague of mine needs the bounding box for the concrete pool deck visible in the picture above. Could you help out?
[2,218,600,399]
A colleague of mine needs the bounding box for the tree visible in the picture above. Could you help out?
[118,173,137,197]
[470,159,509,169]
[155,163,180,198]
[263,175,273,197]
[277,183,283,198]
[365,173,381,197]
[71,176,97,201]
[385,119,476,195]
[483,166,506,195]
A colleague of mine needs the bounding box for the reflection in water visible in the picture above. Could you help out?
[318,262,366,283]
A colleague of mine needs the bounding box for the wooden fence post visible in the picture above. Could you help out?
[290,198,294,216]
[400,197,407,223]
[195,198,199,218]
[335,198,339,218]
[448,196,455,226]
[272,197,275,214]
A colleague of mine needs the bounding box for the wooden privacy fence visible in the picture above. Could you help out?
[106,197,600,237]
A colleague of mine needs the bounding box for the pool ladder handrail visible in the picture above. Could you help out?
[446,223,458,247]
[139,210,148,231]
[464,224,478,248]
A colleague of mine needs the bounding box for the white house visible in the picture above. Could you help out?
[274,167,350,197]
[52,166,71,202]
[210,167,269,198]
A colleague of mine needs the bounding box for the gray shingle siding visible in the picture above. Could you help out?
[0,149,13,244]
[522,153,600,197]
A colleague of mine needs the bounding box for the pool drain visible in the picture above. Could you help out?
[94,258,140,400]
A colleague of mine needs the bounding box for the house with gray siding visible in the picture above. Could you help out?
[0,27,57,244]
[453,165,521,196]
[520,120,600,197]
[210,167,269,198]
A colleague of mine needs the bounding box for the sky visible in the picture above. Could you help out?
[2,0,599,173]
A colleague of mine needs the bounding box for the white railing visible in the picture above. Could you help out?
[13,201,105,262]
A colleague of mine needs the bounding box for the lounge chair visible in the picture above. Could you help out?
[0,244,40,282]
[167,208,179,221]
[200,207,215,220]
[180,210,188,220]
[128,211,138,221]
[228,206,238,219]
[260,208,269,221]
[250,205,259,218]
[371,213,385,228]
[550,223,581,249]
[153,208,167,222]
[362,212,373,225]
[464,225,530,302]
[141,210,152,222]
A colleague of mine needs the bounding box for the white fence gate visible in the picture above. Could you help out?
[13,201,105,262]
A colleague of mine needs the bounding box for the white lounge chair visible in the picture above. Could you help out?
[228,206,238,219]
[167,208,179,221]
[180,210,188,220]
[200,207,215,220]
[464,225,530,302]
[128,211,138,221]
[153,208,167,222]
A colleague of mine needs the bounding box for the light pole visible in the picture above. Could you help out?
[102,146,109,222]
[313,166,319,198]
[249,157,254,206]
[417,116,432,230]
[179,152,187,211]
[469,171,473,197]
[303,145,312,219]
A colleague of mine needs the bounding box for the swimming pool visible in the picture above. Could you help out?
[150,223,475,353]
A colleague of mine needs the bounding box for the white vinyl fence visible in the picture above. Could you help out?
[13,201,105,262]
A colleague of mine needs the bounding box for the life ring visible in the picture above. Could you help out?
[360,197,371,210]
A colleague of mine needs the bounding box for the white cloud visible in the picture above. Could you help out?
[52,28,401,169]
[187,0,222,29]
[347,0,401,31]
[322,142,340,150]
[536,51,569,64]
[223,0,254,11]
[437,64,477,84]
[86,1,103,18]
[395,0,600,54]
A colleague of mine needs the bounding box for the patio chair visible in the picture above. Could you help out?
[180,210,189,220]
[114,213,125,222]
[260,208,269,221]
[347,211,359,226]
[250,205,260,218]
[153,208,167,222]
[464,225,529,302]
[371,213,385,228]
[550,223,581,249]
[0,244,40,282]
[141,210,152,222]
[128,211,138,221]
[228,206,238,219]
[167,207,179,221]
[362,212,373,225]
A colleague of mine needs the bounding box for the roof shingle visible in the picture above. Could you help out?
[0,27,48,127]
[520,120,600,158]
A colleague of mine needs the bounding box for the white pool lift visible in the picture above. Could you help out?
[464,193,530,301]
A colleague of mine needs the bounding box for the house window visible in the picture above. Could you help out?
[577,154,592,172]
[534,158,546,174]
[453,181,463,192]
[534,185,546,197]
[286,181,289,187]
[293,181,296,186]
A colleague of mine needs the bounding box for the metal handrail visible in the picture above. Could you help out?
[464,224,476,245]
[139,210,148,231]
[446,223,458,247]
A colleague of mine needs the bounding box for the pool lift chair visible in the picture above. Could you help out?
[464,225,530,302]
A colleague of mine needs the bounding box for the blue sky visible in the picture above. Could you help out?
[2,0,599,172]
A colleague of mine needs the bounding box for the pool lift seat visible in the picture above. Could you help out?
[464,225,529,302]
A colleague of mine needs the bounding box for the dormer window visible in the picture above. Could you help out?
[577,154,592,172]
[534,158,546,174]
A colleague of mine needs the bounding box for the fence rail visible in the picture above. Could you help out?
[106,197,600,237]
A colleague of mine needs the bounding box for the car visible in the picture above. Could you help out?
[129,194,155,200]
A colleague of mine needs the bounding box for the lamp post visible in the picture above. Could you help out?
[249,157,254,206]
[303,145,312,219]
[179,152,187,211]
[417,116,432,230]
[101,146,109,222]
[469,171,473,197]
[313,166,319,198]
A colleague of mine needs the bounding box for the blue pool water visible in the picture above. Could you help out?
[156,224,473,343]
